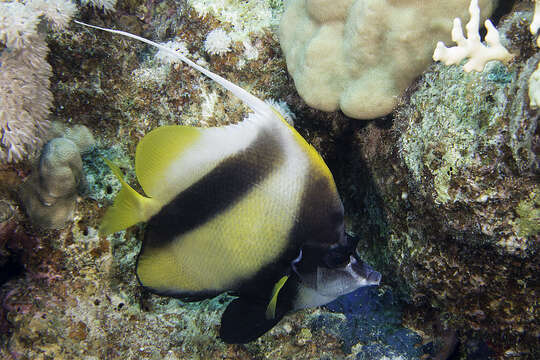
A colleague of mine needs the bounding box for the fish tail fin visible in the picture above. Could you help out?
[99,159,160,236]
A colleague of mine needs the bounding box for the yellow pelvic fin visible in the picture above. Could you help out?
[135,125,201,197]
[99,159,160,236]
[265,275,289,320]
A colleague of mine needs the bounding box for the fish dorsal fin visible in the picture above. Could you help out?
[74,20,275,121]
[135,125,201,197]
[99,159,161,235]
[265,275,289,320]
[74,21,335,184]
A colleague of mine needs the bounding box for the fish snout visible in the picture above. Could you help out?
[350,256,381,286]
[366,268,382,285]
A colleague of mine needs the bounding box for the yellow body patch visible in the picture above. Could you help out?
[137,167,302,292]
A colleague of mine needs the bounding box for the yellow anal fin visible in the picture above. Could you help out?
[99,159,159,236]
[265,275,289,320]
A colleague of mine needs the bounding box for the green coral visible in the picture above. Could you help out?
[515,189,540,238]
[399,63,515,204]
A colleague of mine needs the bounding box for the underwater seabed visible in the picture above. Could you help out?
[0,0,538,359]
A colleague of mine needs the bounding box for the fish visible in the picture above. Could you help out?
[75,20,381,343]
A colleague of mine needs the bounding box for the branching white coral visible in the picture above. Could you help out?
[433,0,514,72]
[531,0,540,47]
[0,0,76,163]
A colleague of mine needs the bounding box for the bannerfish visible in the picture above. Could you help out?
[76,20,381,344]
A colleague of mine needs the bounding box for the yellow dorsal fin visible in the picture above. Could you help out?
[271,107,335,186]
[265,275,289,320]
[99,159,160,236]
[135,125,201,197]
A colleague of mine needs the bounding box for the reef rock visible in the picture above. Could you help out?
[344,6,539,358]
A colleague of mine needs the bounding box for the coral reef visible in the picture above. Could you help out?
[0,0,76,163]
[19,125,95,230]
[2,1,392,359]
[0,0,538,359]
[531,0,540,46]
[340,4,539,358]
[321,286,425,359]
[529,62,540,108]
[278,0,496,119]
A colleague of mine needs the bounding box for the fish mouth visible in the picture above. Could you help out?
[319,241,382,286]
[311,254,381,297]
[350,252,381,286]
[365,268,382,285]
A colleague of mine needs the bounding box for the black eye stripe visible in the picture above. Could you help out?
[322,248,350,268]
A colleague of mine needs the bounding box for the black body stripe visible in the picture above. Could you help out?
[294,174,344,246]
[142,126,284,248]
[286,173,345,277]
[219,169,345,304]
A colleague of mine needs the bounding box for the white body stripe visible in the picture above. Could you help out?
[151,112,303,206]
[138,113,313,292]
[153,121,259,203]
